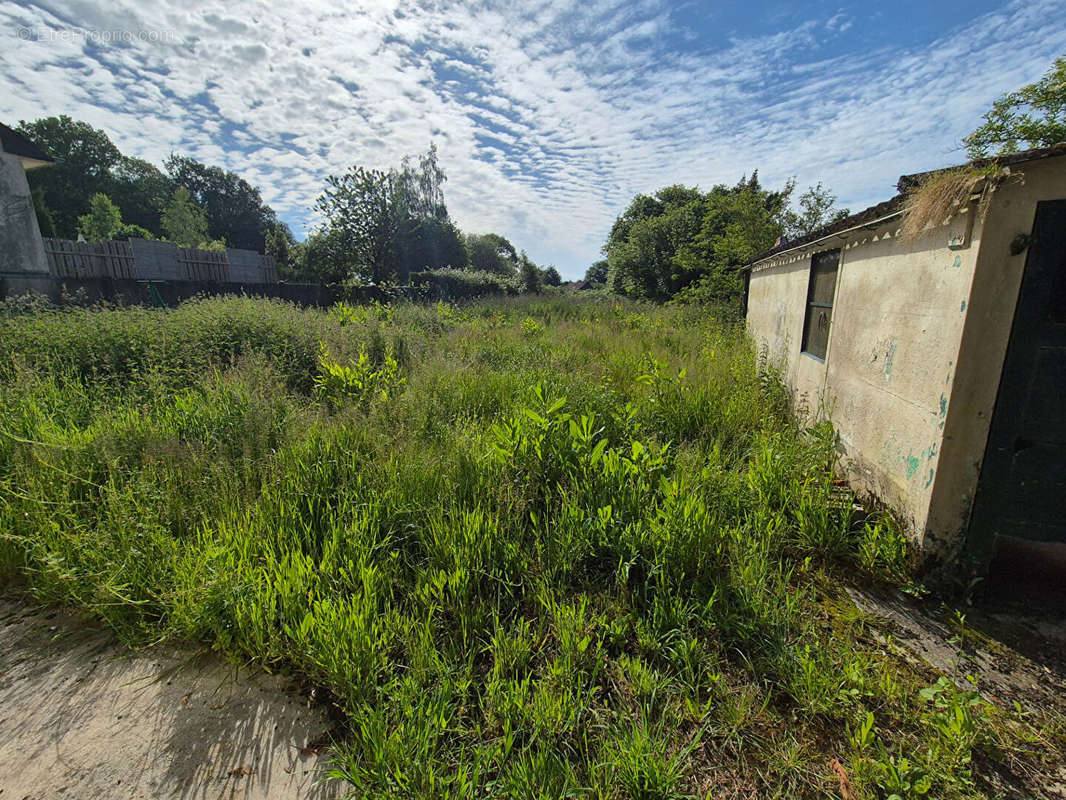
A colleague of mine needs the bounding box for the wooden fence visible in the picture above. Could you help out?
[178,248,228,282]
[43,239,136,279]
[41,238,277,284]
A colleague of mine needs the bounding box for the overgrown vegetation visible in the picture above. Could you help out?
[601,176,847,305]
[0,295,1059,798]
[899,166,1003,242]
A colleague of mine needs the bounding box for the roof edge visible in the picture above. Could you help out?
[745,142,1066,268]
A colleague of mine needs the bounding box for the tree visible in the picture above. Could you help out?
[465,233,519,275]
[965,56,1066,158]
[781,183,849,240]
[315,166,404,284]
[584,260,608,284]
[518,251,542,293]
[76,192,154,242]
[264,222,296,272]
[604,184,706,298]
[110,156,174,236]
[295,229,349,284]
[397,143,447,220]
[17,115,121,236]
[165,155,278,251]
[603,174,803,302]
[162,186,211,248]
[673,174,792,303]
[77,193,123,242]
[400,217,469,272]
[543,266,562,287]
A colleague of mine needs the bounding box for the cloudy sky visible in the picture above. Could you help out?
[2,0,1065,277]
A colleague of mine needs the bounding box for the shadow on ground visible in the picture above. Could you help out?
[847,537,1066,799]
[0,599,343,799]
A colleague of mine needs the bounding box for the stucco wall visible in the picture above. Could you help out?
[747,206,983,557]
[824,213,979,545]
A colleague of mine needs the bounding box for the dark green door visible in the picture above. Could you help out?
[970,199,1066,553]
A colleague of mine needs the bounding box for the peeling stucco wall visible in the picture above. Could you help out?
[748,156,1066,566]
[747,201,984,562]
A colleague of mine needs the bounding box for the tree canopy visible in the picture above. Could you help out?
[164,155,278,252]
[16,115,282,252]
[603,175,846,303]
[465,233,519,275]
[965,55,1066,159]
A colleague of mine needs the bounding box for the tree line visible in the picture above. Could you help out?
[588,174,848,304]
[17,116,556,287]
[305,144,559,288]
[589,53,1066,306]
[19,116,284,253]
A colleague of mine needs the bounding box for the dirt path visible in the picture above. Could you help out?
[0,600,342,799]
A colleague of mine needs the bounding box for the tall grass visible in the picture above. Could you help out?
[0,295,1055,798]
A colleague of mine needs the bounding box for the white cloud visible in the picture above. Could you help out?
[1,0,1065,277]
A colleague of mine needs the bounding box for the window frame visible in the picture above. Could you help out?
[800,248,841,361]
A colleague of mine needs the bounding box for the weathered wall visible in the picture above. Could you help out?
[0,152,50,276]
[824,213,979,549]
[747,207,983,559]
[746,257,825,413]
[926,157,1066,564]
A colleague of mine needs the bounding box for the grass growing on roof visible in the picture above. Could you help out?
[0,294,1059,799]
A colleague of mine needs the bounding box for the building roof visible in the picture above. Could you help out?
[744,142,1066,268]
[0,122,54,169]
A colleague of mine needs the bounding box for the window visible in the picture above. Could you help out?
[801,249,840,360]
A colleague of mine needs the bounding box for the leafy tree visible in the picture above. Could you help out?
[264,222,296,271]
[465,233,519,275]
[162,186,211,248]
[673,175,792,303]
[584,260,608,284]
[77,193,124,242]
[17,115,121,236]
[604,174,817,302]
[399,217,469,272]
[165,155,278,251]
[965,56,1066,158]
[295,230,348,284]
[397,143,447,220]
[543,266,562,287]
[781,183,849,239]
[604,184,706,298]
[312,146,471,284]
[110,156,174,236]
[315,166,404,284]
[518,251,542,293]
[76,192,155,242]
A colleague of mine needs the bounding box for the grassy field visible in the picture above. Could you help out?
[0,294,1059,798]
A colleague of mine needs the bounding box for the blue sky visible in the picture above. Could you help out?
[2,0,1065,277]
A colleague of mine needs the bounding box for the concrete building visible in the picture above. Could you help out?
[0,122,54,293]
[743,145,1066,574]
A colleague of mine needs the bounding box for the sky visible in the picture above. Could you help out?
[2,0,1065,278]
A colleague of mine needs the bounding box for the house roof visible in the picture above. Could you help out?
[0,122,54,169]
[744,142,1066,269]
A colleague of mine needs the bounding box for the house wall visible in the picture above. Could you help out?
[747,207,983,560]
